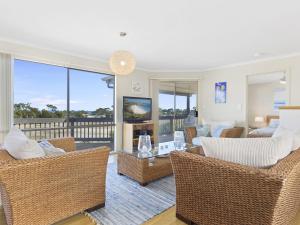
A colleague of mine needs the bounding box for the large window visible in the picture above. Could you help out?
[159,81,198,142]
[14,59,115,150]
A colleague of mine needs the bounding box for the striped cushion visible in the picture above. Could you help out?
[201,136,293,167]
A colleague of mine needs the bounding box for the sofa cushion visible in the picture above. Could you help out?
[196,125,210,137]
[203,120,235,136]
[273,126,300,151]
[3,128,45,159]
[39,140,66,156]
[269,119,280,128]
[192,137,202,146]
[201,136,293,167]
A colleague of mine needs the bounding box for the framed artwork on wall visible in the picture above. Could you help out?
[215,82,227,104]
[132,81,143,94]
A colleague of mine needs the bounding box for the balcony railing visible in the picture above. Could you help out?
[14,116,186,148]
[14,117,115,143]
[159,115,187,135]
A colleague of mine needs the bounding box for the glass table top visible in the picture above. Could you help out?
[128,141,197,159]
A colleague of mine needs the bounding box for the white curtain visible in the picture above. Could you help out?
[0,53,13,144]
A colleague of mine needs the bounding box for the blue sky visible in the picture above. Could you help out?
[14,59,196,111]
[14,59,114,111]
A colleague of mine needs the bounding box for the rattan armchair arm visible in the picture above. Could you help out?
[0,150,14,163]
[0,147,110,225]
[170,151,290,225]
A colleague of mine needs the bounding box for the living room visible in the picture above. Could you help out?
[0,1,300,225]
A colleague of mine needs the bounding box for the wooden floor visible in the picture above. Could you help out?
[1,206,300,225]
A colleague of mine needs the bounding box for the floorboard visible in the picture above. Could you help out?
[1,206,300,225]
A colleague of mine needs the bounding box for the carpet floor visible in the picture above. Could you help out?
[87,164,176,225]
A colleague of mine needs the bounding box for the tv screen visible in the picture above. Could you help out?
[123,97,152,122]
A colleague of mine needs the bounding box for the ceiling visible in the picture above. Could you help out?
[248,72,286,85]
[0,0,300,72]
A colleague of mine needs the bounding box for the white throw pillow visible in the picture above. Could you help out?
[4,128,45,159]
[200,136,293,168]
[3,127,28,154]
[39,140,66,156]
[273,126,300,151]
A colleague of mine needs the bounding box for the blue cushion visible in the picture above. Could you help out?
[196,125,210,137]
[192,137,202,146]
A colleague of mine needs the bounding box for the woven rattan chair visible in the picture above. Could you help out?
[0,137,110,225]
[184,126,244,144]
[170,150,300,225]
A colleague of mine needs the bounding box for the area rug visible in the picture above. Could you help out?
[87,163,176,225]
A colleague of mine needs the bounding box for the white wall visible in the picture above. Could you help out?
[248,82,287,126]
[0,40,151,149]
[149,55,300,127]
[115,70,150,151]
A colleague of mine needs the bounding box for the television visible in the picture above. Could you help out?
[123,96,152,123]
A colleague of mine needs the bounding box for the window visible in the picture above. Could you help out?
[158,81,198,142]
[14,59,115,150]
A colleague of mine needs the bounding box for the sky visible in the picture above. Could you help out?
[14,59,196,112]
[14,59,114,111]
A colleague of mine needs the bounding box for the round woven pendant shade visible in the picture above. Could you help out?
[109,50,136,75]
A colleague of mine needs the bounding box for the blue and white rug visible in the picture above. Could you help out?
[87,163,176,225]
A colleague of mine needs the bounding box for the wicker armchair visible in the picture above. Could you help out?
[184,126,244,144]
[0,137,110,225]
[170,150,300,225]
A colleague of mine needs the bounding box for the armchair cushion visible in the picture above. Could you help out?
[39,140,66,156]
[3,128,45,160]
[201,136,293,167]
[4,127,45,159]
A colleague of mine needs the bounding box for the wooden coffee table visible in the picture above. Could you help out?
[117,142,201,186]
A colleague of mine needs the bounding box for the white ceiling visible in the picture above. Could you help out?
[0,0,300,72]
[248,72,285,85]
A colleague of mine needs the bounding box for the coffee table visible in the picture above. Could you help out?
[117,142,201,186]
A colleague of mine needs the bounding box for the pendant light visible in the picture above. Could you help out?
[109,32,136,76]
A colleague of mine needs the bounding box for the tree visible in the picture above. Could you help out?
[95,107,113,118]
[14,103,40,118]
[46,104,58,112]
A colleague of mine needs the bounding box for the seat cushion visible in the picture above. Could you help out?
[201,136,293,167]
[39,140,66,156]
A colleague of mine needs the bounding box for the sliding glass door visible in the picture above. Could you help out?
[69,69,115,150]
[14,59,115,150]
[158,81,198,142]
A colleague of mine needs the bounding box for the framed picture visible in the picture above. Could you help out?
[215,82,227,104]
[132,81,143,94]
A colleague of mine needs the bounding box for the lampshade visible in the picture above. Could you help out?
[109,50,136,76]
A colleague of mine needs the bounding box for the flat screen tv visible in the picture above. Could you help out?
[123,96,152,123]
